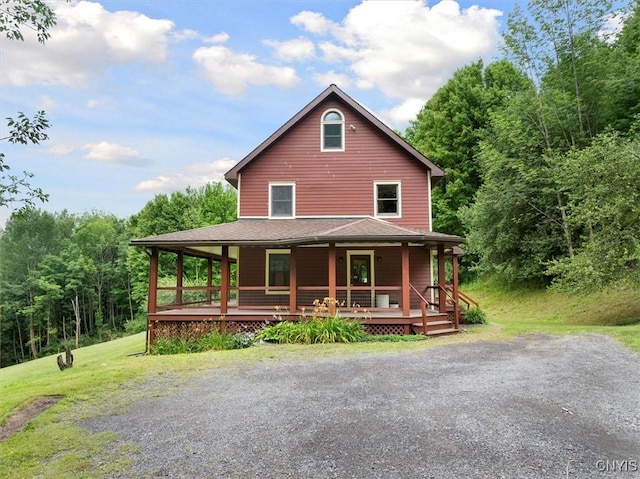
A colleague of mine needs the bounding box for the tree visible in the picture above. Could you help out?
[0,0,56,43]
[127,182,237,307]
[460,0,632,285]
[405,60,530,238]
[0,0,56,208]
[547,128,640,290]
[0,111,50,208]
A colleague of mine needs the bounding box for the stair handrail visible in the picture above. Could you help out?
[409,283,429,335]
[445,285,478,309]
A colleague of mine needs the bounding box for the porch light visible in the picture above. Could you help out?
[377,256,382,263]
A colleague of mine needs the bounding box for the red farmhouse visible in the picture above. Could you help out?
[131,85,466,346]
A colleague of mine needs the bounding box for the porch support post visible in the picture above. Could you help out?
[401,242,410,316]
[148,247,159,314]
[452,251,460,330]
[289,246,297,314]
[206,258,213,304]
[176,251,184,305]
[220,246,229,314]
[147,247,159,351]
[437,244,446,313]
[328,243,337,316]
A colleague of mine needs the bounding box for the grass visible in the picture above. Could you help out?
[1,283,639,477]
[463,281,640,353]
[0,331,469,479]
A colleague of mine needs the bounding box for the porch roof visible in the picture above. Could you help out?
[130,217,465,250]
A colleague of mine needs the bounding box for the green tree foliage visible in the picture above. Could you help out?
[127,183,237,309]
[0,210,135,366]
[405,60,530,237]
[457,0,640,286]
[0,0,56,43]
[0,0,57,209]
[0,182,237,366]
[547,129,640,290]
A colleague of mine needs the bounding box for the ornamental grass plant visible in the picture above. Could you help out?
[257,297,368,344]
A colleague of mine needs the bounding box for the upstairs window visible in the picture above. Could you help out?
[321,109,344,151]
[374,182,401,218]
[269,182,295,218]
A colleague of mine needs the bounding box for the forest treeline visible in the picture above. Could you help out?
[0,184,237,367]
[1,0,639,366]
[405,0,640,288]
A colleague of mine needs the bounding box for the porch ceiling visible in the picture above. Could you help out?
[130,217,464,251]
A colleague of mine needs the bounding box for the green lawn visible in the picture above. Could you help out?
[463,282,640,353]
[1,284,638,477]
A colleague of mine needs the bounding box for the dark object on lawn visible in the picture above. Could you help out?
[56,346,74,371]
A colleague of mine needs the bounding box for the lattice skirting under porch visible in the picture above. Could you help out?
[364,324,405,335]
[152,320,406,341]
[152,320,266,340]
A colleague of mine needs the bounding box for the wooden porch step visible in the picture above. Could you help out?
[411,320,460,336]
[425,327,459,336]
[418,320,451,328]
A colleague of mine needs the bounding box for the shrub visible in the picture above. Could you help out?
[257,316,366,344]
[151,337,191,355]
[151,329,256,355]
[463,306,487,324]
[124,315,147,334]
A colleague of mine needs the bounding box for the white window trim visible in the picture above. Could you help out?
[346,250,375,307]
[265,249,291,295]
[320,108,345,152]
[268,182,296,219]
[374,181,402,218]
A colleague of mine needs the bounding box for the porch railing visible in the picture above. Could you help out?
[153,285,405,311]
[445,285,478,309]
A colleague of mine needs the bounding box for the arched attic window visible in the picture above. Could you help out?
[321,109,345,152]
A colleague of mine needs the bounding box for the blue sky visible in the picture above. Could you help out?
[1,0,518,226]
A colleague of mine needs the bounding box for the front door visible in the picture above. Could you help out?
[347,251,374,307]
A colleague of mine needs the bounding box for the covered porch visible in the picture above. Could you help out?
[131,218,466,346]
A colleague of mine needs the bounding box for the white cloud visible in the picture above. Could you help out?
[264,37,315,62]
[171,28,200,42]
[599,11,627,43]
[291,11,340,35]
[1,1,174,87]
[193,43,299,95]
[297,0,503,124]
[135,158,236,193]
[40,95,56,110]
[47,144,75,155]
[382,98,428,126]
[204,32,231,44]
[83,141,152,167]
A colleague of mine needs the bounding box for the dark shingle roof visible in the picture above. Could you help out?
[131,217,464,248]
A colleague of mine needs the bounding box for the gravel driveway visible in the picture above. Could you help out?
[86,334,639,478]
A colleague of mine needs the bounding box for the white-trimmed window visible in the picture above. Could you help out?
[321,109,344,151]
[374,182,401,218]
[269,182,295,218]
[266,249,290,294]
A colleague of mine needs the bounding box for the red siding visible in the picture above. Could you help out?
[237,245,431,309]
[238,99,431,230]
